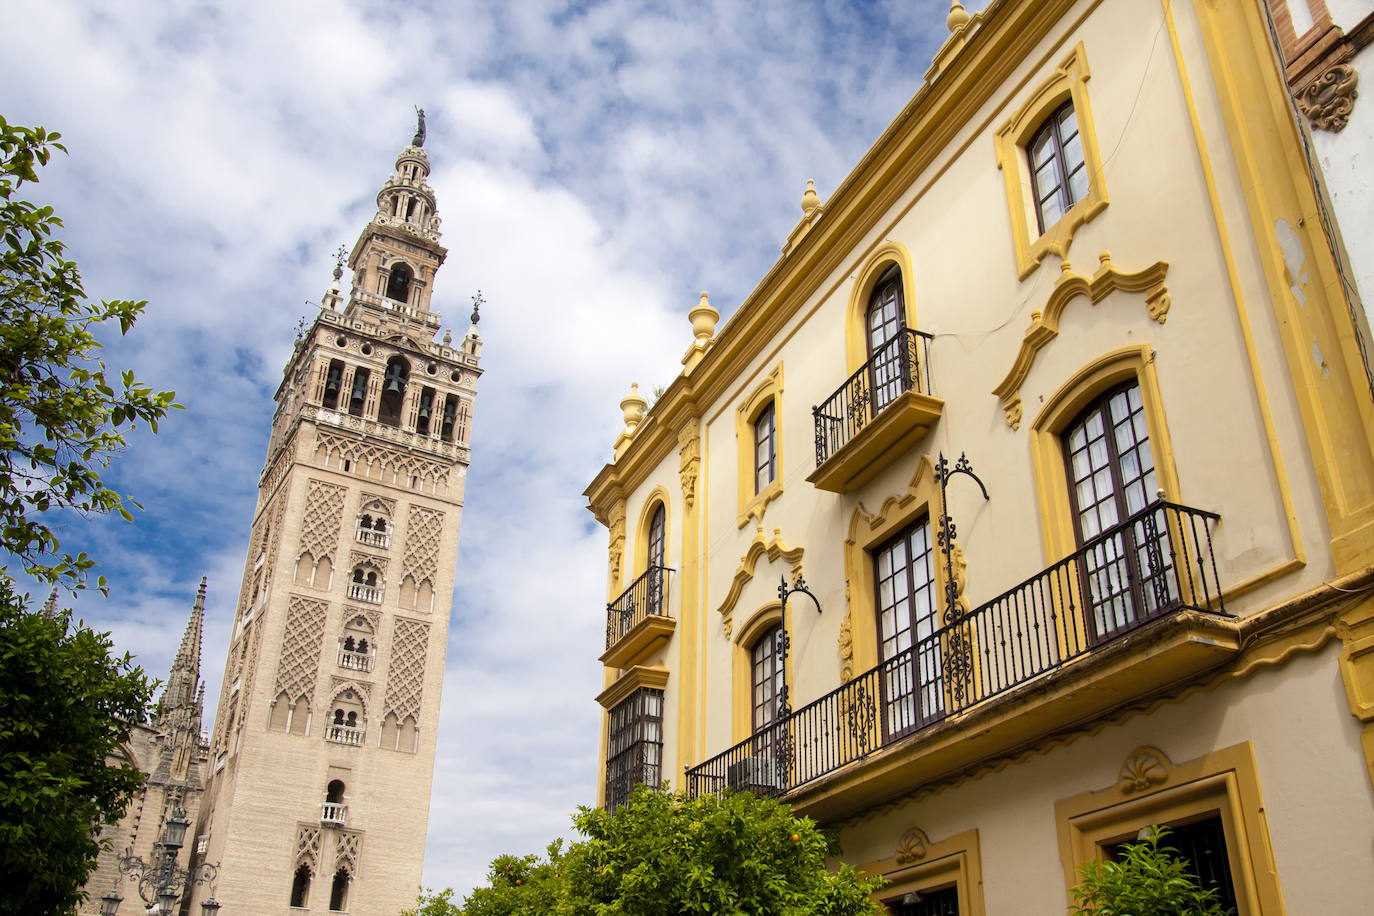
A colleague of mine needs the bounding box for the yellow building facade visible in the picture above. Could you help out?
[584,1,1374,912]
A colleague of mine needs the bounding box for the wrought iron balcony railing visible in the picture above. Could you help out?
[686,501,1224,798]
[320,802,348,826]
[813,328,934,466]
[606,566,674,650]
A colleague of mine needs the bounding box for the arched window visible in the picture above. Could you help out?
[365,570,377,587]
[1064,380,1169,641]
[378,356,409,427]
[416,386,436,436]
[329,869,351,912]
[322,360,344,410]
[1028,101,1088,234]
[646,503,666,615]
[753,402,776,494]
[357,638,369,654]
[373,517,386,533]
[385,263,413,303]
[326,780,345,804]
[750,624,785,735]
[866,266,907,411]
[359,515,373,530]
[873,517,942,738]
[352,568,365,584]
[333,709,345,726]
[347,367,369,417]
[343,636,356,652]
[290,865,312,908]
[345,711,357,727]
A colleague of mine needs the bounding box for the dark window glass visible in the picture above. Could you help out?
[646,504,666,615]
[750,624,785,733]
[1108,817,1238,914]
[290,866,311,908]
[1064,381,1175,641]
[754,403,776,494]
[329,868,350,911]
[888,884,959,916]
[873,518,942,738]
[604,687,664,811]
[866,267,906,411]
[1028,101,1087,233]
[386,263,413,303]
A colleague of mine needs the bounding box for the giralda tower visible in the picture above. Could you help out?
[191,115,481,914]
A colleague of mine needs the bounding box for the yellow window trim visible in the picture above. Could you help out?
[1054,742,1286,915]
[594,664,669,711]
[730,601,794,744]
[844,242,921,375]
[1029,344,1183,565]
[841,455,944,681]
[854,827,986,916]
[735,363,785,529]
[995,41,1109,280]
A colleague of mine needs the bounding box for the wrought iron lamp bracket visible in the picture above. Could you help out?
[935,452,990,624]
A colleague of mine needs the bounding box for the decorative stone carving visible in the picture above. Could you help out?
[300,480,347,563]
[349,550,389,575]
[335,830,363,875]
[274,595,329,705]
[679,425,701,507]
[401,506,443,587]
[608,501,626,590]
[295,824,321,869]
[1298,63,1358,132]
[838,610,854,683]
[314,431,451,492]
[895,827,932,865]
[383,618,430,723]
[1118,745,1172,794]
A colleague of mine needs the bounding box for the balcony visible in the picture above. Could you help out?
[348,583,382,604]
[337,648,373,672]
[808,328,943,492]
[355,528,390,549]
[600,566,675,670]
[324,724,365,746]
[686,502,1237,820]
[320,802,348,826]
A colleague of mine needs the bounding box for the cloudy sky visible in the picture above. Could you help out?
[4,0,961,899]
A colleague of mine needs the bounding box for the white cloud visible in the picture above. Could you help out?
[4,0,952,902]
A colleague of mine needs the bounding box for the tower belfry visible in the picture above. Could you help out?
[192,119,481,914]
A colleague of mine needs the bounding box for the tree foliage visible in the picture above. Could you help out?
[0,116,175,914]
[0,585,155,915]
[0,115,180,591]
[1070,826,1233,916]
[407,787,886,916]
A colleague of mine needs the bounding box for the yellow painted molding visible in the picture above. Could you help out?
[992,254,1170,428]
[716,526,804,639]
[678,422,701,509]
[844,242,922,374]
[1054,741,1286,914]
[594,664,670,710]
[994,41,1109,280]
[853,827,986,916]
[735,363,784,529]
[1335,593,1374,789]
[1028,344,1182,565]
[842,456,940,680]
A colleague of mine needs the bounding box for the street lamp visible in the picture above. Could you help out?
[110,805,222,916]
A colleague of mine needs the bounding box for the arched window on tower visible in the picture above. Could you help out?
[416,386,436,436]
[347,367,369,418]
[322,360,344,410]
[329,869,351,912]
[290,865,312,908]
[321,779,347,826]
[378,356,409,427]
[386,263,413,304]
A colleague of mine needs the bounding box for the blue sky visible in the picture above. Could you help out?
[3,0,957,899]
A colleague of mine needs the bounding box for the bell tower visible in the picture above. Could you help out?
[191,112,482,915]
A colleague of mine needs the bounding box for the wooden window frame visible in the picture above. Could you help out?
[753,401,777,495]
[604,686,665,811]
[735,364,784,528]
[872,517,944,740]
[1027,101,1088,234]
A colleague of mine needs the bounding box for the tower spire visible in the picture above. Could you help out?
[160,577,206,720]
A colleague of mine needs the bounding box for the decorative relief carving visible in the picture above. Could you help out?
[838,610,854,683]
[1298,63,1358,132]
[335,830,363,875]
[314,430,451,492]
[329,678,373,705]
[992,254,1171,428]
[349,550,389,575]
[300,480,347,563]
[274,596,329,704]
[383,618,430,723]
[608,501,626,591]
[894,827,932,865]
[401,506,443,586]
[717,525,804,636]
[295,824,321,869]
[678,425,701,508]
[359,491,397,516]
[343,606,381,632]
[1118,745,1172,794]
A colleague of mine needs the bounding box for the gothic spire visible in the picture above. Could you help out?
[160,577,206,719]
[41,587,58,619]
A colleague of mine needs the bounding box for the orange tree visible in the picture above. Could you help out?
[407,786,885,916]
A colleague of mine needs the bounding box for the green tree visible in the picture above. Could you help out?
[0,116,178,915]
[410,787,886,916]
[1070,826,1233,916]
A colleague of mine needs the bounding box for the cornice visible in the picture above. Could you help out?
[600,0,1082,500]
